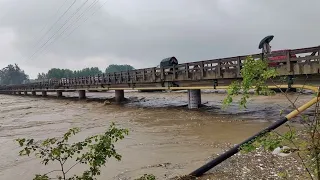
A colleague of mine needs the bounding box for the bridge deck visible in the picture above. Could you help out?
[1,45,319,91]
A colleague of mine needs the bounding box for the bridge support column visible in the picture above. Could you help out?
[57,90,63,97]
[12,91,16,95]
[42,91,47,97]
[17,91,21,95]
[32,91,36,96]
[188,89,201,109]
[115,90,124,103]
[78,90,86,99]
[24,91,27,95]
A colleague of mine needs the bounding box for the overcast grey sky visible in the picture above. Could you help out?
[0,0,319,78]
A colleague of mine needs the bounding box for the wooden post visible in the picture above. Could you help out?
[286,50,291,72]
[142,70,145,81]
[200,62,204,78]
[217,60,221,77]
[119,72,122,83]
[102,73,105,83]
[185,64,189,79]
[153,68,156,82]
[160,68,164,80]
[318,49,320,64]
[237,57,241,76]
[173,65,176,80]
[134,71,137,82]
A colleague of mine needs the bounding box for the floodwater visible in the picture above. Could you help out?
[0,91,314,180]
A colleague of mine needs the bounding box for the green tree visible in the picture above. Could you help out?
[16,123,129,180]
[223,56,277,108]
[39,67,103,79]
[73,67,102,77]
[37,73,47,80]
[105,64,135,73]
[0,64,29,85]
[223,56,320,179]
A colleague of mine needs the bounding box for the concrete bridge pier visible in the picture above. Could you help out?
[24,91,27,95]
[78,90,86,99]
[32,91,36,96]
[57,90,63,97]
[115,90,124,103]
[42,91,47,97]
[188,89,201,109]
[17,91,21,95]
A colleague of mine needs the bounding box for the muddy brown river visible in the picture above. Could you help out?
[0,91,314,180]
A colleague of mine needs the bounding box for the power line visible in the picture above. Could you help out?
[28,0,89,61]
[38,0,99,54]
[33,0,105,61]
[30,0,77,52]
[63,0,108,39]
[57,0,99,40]
[30,0,69,46]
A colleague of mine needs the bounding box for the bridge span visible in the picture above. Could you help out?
[0,45,319,108]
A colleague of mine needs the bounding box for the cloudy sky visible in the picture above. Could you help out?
[0,0,319,78]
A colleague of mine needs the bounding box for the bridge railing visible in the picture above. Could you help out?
[1,46,319,91]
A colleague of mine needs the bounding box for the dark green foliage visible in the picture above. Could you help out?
[223,56,277,108]
[37,64,136,80]
[224,55,320,179]
[37,67,103,80]
[16,123,129,180]
[105,64,135,73]
[0,64,29,85]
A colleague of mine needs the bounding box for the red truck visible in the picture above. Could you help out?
[268,49,297,67]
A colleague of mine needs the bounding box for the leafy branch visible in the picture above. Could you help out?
[16,123,129,180]
[223,56,277,108]
[223,56,320,179]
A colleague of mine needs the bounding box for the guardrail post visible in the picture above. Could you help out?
[134,71,137,82]
[152,68,156,82]
[318,49,320,64]
[160,68,164,80]
[217,60,221,77]
[142,70,145,81]
[237,57,241,76]
[286,50,292,72]
[173,65,176,80]
[185,64,189,79]
[200,62,204,78]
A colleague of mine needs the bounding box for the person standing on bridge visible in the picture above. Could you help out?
[259,35,274,55]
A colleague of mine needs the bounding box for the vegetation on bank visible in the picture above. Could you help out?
[0,64,135,85]
[223,56,320,179]
[0,64,29,85]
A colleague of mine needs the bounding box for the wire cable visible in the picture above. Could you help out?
[35,0,99,58]
[30,0,77,50]
[32,0,107,61]
[28,0,89,61]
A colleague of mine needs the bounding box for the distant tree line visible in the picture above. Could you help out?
[0,64,135,85]
[37,64,135,80]
[0,64,29,85]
